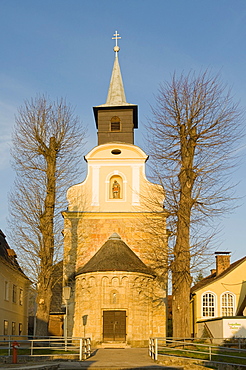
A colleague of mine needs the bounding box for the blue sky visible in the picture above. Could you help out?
[0,0,245,266]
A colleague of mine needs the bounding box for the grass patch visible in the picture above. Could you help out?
[31,348,78,355]
[159,344,246,365]
[0,348,78,356]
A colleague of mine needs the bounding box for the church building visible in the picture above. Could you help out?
[62,32,168,347]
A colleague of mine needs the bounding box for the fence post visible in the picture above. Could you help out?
[154,338,158,361]
[8,336,11,356]
[87,338,91,357]
[79,338,82,361]
[149,338,154,359]
[209,345,211,361]
[31,340,33,356]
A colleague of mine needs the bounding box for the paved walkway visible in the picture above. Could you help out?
[58,348,182,369]
[0,348,182,370]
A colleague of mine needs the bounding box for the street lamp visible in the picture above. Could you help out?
[63,286,71,351]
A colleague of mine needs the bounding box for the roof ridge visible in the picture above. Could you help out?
[191,255,246,292]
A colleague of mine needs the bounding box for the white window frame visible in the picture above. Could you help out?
[12,321,16,335]
[4,280,9,301]
[221,291,235,316]
[201,291,217,318]
[4,320,8,336]
[12,284,17,303]
[19,288,23,306]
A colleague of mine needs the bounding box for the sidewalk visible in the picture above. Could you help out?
[0,348,182,370]
[59,348,182,369]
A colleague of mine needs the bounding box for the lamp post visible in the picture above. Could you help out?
[63,286,71,351]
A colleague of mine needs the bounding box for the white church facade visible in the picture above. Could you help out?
[62,33,168,347]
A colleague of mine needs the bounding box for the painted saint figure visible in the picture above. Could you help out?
[112,180,120,198]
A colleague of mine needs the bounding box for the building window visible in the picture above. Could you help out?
[110,116,121,131]
[4,281,9,301]
[202,292,216,317]
[12,285,17,303]
[19,323,23,335]
[19,289,23,306]
[221,292,234,316]
[12,322,16,335]
[4,320,8,335]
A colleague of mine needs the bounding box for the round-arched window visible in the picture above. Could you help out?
[111,116,121,131]
[202,292,216,317]
[221,292,234,316]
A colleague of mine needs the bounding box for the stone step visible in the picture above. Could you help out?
[99,342,130,349]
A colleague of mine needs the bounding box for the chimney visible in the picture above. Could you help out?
[215,252,231,275]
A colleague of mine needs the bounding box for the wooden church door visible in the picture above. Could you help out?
[103,311,126,341]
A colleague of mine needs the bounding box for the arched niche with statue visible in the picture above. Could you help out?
[110,175,123,199]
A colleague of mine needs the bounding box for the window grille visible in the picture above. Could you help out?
[202,292,215,317]
[221,292,234,316]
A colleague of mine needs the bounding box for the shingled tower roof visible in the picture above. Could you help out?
[97,31,135,108]
[77,233,154,276]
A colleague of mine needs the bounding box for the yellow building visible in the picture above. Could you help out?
[191,252,246,341]
[62,36,168,347]
[0,230,30,337]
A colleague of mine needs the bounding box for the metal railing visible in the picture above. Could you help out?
[0,336,91,361]
[149,337,246,366]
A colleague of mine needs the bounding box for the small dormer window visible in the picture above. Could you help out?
[111,116,121,131]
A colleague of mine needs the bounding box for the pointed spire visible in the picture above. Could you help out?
[98,31,134,108]
[93,31,138,138]
[106,54,127,106]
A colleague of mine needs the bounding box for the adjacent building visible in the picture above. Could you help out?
[191,252,246,341]
[0,230,30,337]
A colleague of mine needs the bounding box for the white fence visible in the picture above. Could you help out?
[149,337,246,366]
[0,336,91,361]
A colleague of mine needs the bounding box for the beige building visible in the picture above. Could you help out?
[62,39,168,346]
[191,252,246,340]
[0,230,30,337]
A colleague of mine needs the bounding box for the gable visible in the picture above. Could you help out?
[192,256,246,294]
[67,142,164,213]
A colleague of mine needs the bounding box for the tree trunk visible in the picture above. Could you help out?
[172,213,192,338]
[172,125,196,338]
[36,137,57,336]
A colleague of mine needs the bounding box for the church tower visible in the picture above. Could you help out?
[62,32,168,347]
[93,37,138,145]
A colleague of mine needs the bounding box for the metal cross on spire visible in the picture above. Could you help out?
[112,30,121,54]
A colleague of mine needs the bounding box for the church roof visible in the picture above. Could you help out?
[97,45,135,108]
[76,233,154,276]
[105,55,127,106]
[93,33,138,129]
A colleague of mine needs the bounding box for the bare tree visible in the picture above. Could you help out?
[9,95,86,336]
[147,71,243,338]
